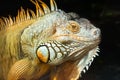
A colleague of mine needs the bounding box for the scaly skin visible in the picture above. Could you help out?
[0,0,101,80]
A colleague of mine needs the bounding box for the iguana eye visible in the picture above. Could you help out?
[67,21,80,33]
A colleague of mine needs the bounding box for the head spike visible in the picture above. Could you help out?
[13,17,16,24]
[35,0,45,17]
[30,0,44,17]
[26,9,31,19]
[19,7,26,21]
[28,9,36,18]
[38,0,50,14]
[2,17,9,26]
[50,0,58,11]
[8,16,13,26]
[16,9,20,23]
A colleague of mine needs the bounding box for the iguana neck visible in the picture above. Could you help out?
[0,19,36,79]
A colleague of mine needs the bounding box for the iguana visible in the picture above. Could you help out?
[0,0,101,80]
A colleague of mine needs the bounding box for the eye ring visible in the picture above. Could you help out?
[67,21,80,33]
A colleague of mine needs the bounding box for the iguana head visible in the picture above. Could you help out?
[21,0,100,69]
[0,0,101,80]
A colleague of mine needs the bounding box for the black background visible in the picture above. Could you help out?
[0,0,120,80]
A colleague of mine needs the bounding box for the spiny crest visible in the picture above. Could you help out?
[0,0,58,31]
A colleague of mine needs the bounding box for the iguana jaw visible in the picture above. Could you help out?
[36,35,100,65]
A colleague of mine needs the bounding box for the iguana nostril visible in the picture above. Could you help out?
[92,28,100,36]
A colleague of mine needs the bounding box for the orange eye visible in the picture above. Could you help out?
[67,21,80,33]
